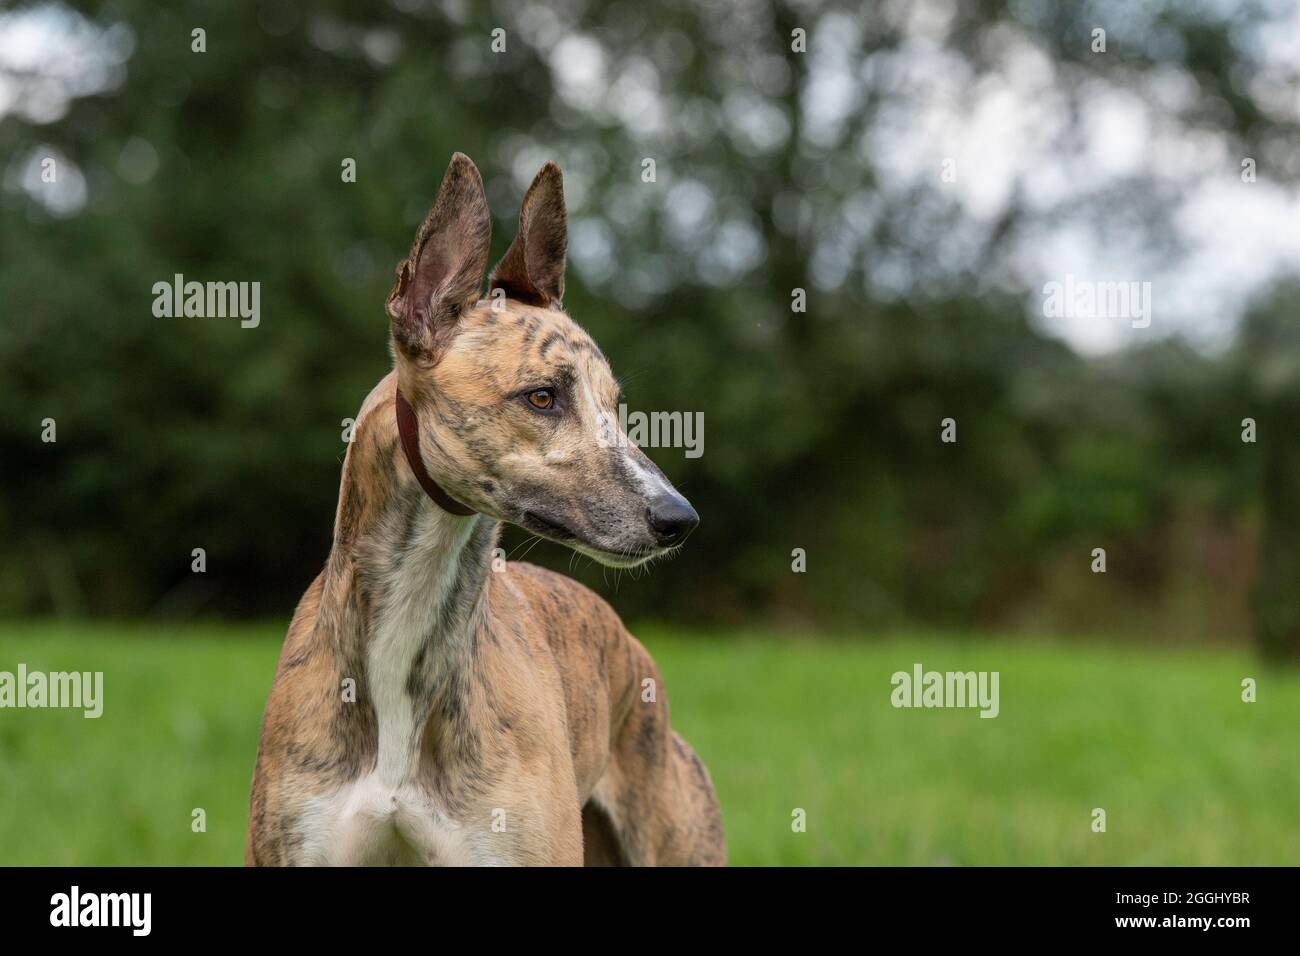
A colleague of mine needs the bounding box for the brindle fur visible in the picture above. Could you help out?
[246,154,725,866]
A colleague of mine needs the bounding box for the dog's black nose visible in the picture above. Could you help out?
[647,493,699,547]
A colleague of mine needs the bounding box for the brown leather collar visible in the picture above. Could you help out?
[394,388,476,517]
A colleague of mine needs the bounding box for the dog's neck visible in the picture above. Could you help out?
[321,375,500,784]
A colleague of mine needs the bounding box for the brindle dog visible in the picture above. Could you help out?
[245,154,725,866]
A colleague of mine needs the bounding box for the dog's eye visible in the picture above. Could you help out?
[526,388,554,411]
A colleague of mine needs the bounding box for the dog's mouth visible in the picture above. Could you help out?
[521,510,577,542]
[569,542,662,569]
[519,510,662,568]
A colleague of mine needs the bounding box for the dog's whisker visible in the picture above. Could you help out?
[509,534,541,560]
[515,534,545,564]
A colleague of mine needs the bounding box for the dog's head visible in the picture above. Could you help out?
[384,153,697,568]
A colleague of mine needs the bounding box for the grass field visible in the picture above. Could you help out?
[1,621,1296,865]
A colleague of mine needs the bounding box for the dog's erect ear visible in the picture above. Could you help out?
[386,152,491,358]
[489,161,567,308]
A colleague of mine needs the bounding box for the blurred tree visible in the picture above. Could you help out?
[1234,283,1300,662]
[0,0,1295,654]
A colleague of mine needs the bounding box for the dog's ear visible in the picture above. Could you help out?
[489,161,567,308]
[386,152,491,358]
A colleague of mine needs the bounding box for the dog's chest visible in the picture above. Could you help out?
[294,616,522,866]
[297,775,507,866]
[296,513,529,865]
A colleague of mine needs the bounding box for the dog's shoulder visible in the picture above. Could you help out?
[499,561,625,631]
[493,560,642,694]
[493,561,653,793]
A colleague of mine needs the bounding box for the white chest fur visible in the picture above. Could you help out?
[298,775,503,865]
[297,508,511,865]
[367,507,474,789]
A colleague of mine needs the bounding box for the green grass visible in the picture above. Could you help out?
[1,621,1297,865]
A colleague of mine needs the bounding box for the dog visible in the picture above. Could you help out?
[245,153,726,866]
